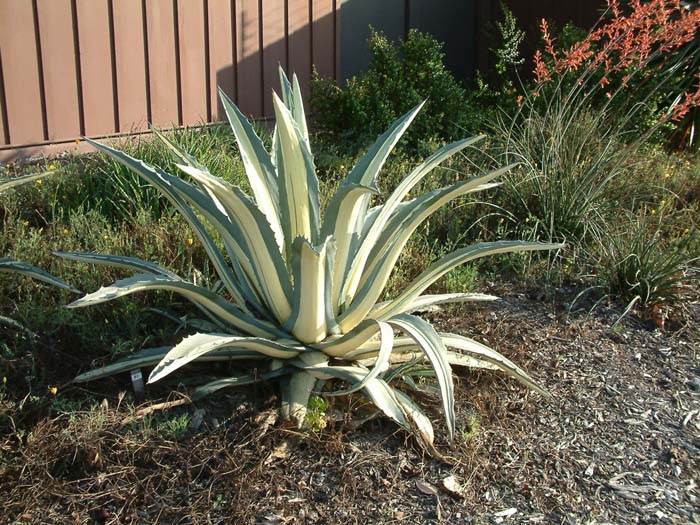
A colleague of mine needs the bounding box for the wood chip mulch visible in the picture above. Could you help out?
[1,290,698,524]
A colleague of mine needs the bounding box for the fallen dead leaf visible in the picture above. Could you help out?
[494,508,517,518]
[264,440,290,465]
[585,462,595,477]
[415,479,438,496]
[442,475,466,498]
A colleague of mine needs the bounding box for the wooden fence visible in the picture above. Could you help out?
[0,0,605,161]
[0,0,339,161]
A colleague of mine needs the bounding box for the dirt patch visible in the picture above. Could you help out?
[1,290,698,524]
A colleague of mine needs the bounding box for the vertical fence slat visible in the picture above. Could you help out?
[208,0,235,120]
[0,35,10,146]
[0,0,45,145]
[334,0,340,81]
[311,0,334,78]
[146,0,179,127]
[36,0,81,141]
[261,0,286,116]
[237,0,263,117]
[76,0,116,136]
[113,0,148,132]
[287,0,311,100]
[178,0,208,126]
[0,55,7,144]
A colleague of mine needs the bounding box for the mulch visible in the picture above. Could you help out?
[1,287,698,524]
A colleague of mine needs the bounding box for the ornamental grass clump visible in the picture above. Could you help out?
[596,207,699,312]
[63,69,560,446]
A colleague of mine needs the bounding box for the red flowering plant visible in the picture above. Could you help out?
[492,1,699,249]
[533,0,700,147]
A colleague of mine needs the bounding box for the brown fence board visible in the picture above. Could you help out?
[287,0,311,100]
[76,0,116,136]
[0,0,45,145]
[1,0,342,159]
[146,0,179,127]
[0,0,44,144]
[311,0,334,78]
[178,0,208,125]
[262,0,286,116]
[335,0,341,82]
[36,0,81,141]
[113,0,149,133]
[208,0,236,120]
[237,0,263,118]
[0,55,6,144]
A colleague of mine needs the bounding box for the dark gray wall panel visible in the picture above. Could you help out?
[339,0,477,82]
[408,0,476,81]
[339,0,406,81]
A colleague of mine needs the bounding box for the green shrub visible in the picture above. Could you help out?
[0,125,247,229]
[311,29,475,156]
[305,395,329,432]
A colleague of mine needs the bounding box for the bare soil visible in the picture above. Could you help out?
[1,287,699,524]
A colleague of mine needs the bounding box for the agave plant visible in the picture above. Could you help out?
[0,172,77,292]
[62,68,561,446]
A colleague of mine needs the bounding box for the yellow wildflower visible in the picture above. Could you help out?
[36,179,42,186]
[63,228,68,235]
[22,220,29,227]
[187,238,194,246]
[103,234,109,240]
[664,172,671,178]
[650,209,657,215]
[2,376,6,384]
[340,164,345,170]
[660,199,666,206]
[49,386,58,395]
[49,164,56,171]
[684,228,690,234]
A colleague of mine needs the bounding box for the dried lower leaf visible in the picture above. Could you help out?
[415,479,438,496]
[442,475,466,498]
[494,508,517,518]
[264,440,291,466]
[254,409,278,438]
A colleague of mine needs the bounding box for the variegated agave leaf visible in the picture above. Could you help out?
[68,66,562,448]
[0,258,78,293]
